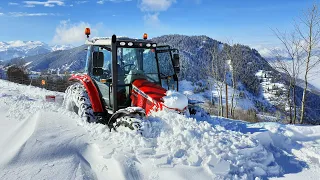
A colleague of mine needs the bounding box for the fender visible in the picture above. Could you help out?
[69,74,104,113]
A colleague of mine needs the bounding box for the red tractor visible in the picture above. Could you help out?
[63,29,189,132]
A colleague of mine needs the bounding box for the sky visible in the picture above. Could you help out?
[0,0,319,48]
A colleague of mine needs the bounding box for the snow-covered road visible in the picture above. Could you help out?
[0,80,319,180]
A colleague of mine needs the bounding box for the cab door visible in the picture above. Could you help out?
[155,45,180,91]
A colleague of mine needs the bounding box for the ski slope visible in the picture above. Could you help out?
[0,79,320,180]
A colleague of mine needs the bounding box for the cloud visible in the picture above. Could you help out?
[144,13,160,27]
[75,1,88,4]
[97,0,131,5]
[23,0,65,8]
[139,0,176,12]
[139,0,176,27]
[8,2,19,6]
[52,20,94,45]
[52,20,114,45]
[0,13,4,16]
[9,12,60,17]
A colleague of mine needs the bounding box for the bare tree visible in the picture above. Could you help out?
[208,44,226,117]
[225,42,242,118]
[209,42,243,118]
[295,4,320,123]
[222,44,232,118]
[272,30,303,124]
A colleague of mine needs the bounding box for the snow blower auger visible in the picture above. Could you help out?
[63,29,192,134]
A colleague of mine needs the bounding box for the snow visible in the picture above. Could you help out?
[179,80,255,111]
[255,70,288,112]
[0,79,320,179]
[254,46,289,60]
[163,90,189,110]
[269,60,320,90]
[0,41,73,61]
[50,44,74,51]
[24,61,33,67]
[0,40,72,52]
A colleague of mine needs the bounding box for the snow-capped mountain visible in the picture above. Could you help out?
[253,46,290,60]
[0,41,73,61]
[50,44,74,51]
[254,45,320,61]
[9,45,87,72]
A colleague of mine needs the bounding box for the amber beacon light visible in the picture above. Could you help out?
[143,33,148,40]
[85,28,91,38]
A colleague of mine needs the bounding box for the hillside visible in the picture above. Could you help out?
[152,35,274,95]
[8,45,86,72]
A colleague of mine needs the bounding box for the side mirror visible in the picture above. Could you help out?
[92,52,104,76]
[93,52,104,67]
[173,53,180,74]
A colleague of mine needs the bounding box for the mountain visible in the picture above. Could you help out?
[0,41,73,61]
[253,46,291,60]
[9,45,86,73]
[152,35,274,94]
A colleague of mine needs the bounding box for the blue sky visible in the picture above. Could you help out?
[0,0,319,47]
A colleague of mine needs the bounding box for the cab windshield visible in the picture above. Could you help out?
[117,47,160,85]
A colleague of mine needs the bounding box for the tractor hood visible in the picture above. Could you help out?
[162,90,189,111]
[131,79,188,114]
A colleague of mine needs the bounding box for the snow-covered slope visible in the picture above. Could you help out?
[255,46,320,90]
[0,41,73,61]
[179,80,256,111]
[0,79,320,179]
[268,60,320,90]
[8,45,86,72]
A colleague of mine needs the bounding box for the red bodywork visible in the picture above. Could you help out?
[69,74,104,113]
[70,75,169,115]
[131,79,167,115]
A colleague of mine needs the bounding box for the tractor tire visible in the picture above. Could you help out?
[63,82,96,123]
[108,107,146,134]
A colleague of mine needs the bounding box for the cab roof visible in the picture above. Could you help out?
[85,37,154,46]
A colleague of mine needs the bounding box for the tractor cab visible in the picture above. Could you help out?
[84,33,180,114]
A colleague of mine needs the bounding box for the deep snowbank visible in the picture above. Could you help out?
[0,80,319,180]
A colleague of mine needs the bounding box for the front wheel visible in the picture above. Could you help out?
[63,82,96,122]
[108,107,146,134]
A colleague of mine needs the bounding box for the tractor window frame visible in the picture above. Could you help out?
[116,47,161,86]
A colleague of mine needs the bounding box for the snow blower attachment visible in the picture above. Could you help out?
[63,28,189,134]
